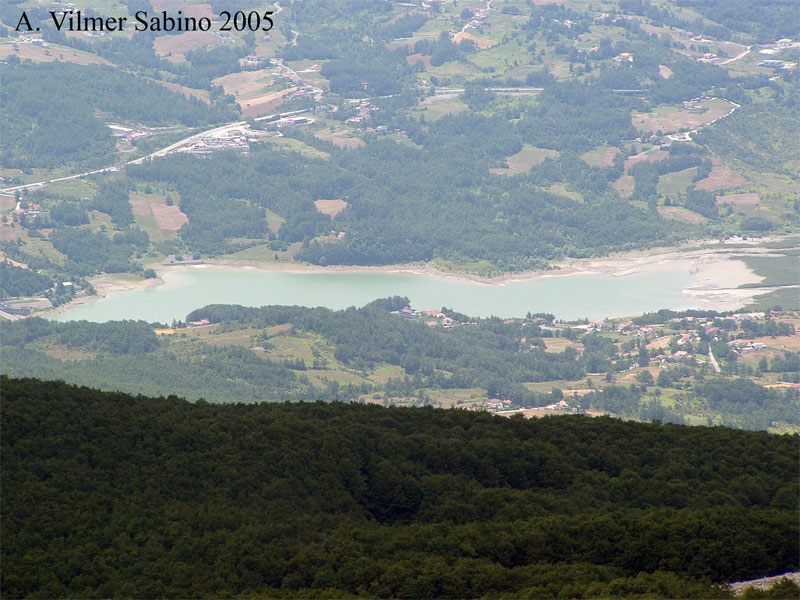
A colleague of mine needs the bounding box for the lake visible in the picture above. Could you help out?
[54,266,698,323]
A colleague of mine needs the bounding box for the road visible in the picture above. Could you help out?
[455,0,494,37]
[433,87,543,95]
[719,45,751,65]
[708,347,721,373]
[0,109,309,197]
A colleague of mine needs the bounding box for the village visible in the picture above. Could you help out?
[381,301,800,418]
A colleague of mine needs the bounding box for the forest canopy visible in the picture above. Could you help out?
[1,377,797,599]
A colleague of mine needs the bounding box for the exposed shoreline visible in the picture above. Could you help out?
[44,236,797,318]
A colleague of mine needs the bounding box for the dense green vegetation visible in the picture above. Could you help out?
[2,376,797,598]
[0,262,51,298]
[2,301,797,430]
[673,0,800,41]
[0,61,232,169]
[2,0,797,284]
[694,103,800,176]
[127,132,680,269]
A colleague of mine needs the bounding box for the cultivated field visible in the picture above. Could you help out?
[419,97,468,121]
[0,222,17,242]
[581,145,619,167]
[263,138,330,160]
[613,174,635,198]
[0,196,16,211]
[658,205,708,224]
[0,43,110,65]
[315,128,365,149]
[716,192,760,205]
[548,183,583,202]
[695,158,749,191]
[213,79,298,117]
[130,193,186,242]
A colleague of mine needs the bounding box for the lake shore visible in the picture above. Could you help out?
[45,235,797,318]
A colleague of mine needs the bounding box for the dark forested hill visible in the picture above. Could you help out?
[2,377,797,598]
[0,62,235,169]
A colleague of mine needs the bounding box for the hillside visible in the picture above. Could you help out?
[2,376,798,598]
[2,0,799,290]
[2,301,798,431]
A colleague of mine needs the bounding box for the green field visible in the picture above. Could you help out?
[657,167,697,197]
[492,144,559,176]
[740,253,800,287]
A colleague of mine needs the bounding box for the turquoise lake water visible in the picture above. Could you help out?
[54,266,697,323]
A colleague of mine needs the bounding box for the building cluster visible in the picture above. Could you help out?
[13,202,45,217]
[758,59,795,70]
[182,132,251,155]
[109,125,150,143]
[393,306,458,327]
[180,126,285,156]
[450,5,490,36]
[346,100,378,124]
[727,339,766,353]
[486,398,512,411]
[15,36,46,46]
[266,116,314,129]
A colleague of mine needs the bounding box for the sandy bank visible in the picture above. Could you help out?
[162,241,777,311]
[45,275,164,318]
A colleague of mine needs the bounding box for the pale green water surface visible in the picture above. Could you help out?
[54,266,698,323]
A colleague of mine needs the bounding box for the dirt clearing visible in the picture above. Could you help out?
[159,81,210,103]
[214,70,274,98]
[315,128,365,149]
[716,192,760,205]
[658,206,708,224]
[130,194,187,241]
[633,98,736,134]
[154,31,218,62]
[407,53,432,69]
[600,146,621,167]
[151,204,188,230]
[453,32,498,49]
[624,149,668,172]
[314,199,349,217]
